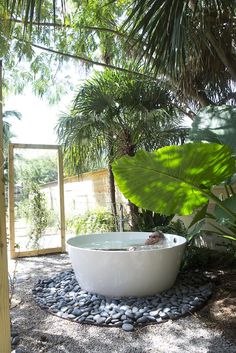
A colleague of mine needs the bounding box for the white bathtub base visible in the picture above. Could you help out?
[67,232,186,297]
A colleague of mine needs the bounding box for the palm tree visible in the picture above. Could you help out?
[3,110,21,152]
[124,1,236,107]
[2,110,21,180]
[57,69,188,229]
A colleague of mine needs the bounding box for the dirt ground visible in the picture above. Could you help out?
[196,268,236,345]
[9,254,236,353]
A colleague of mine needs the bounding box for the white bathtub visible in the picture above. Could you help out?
[67,232,186,297]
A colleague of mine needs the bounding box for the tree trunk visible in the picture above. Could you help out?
[107,129,118,231]
[123,132,140,230]
[128,200,140,231]
[0,60,11,353]
[108,164,118,230]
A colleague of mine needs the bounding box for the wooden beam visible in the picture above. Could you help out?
[13,247,63,258]
[11,143,59,150]
[0,60,11,353]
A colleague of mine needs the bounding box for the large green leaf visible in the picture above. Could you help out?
[188,203,209,229]
[190,105,236,153]
[214,194,236,223]
[112,143,235,216]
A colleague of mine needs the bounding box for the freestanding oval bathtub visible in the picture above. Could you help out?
[67,232,186,297]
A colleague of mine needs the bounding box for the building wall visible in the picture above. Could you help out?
[41,169,127,220]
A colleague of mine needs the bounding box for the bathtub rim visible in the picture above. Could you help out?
[66,232,187,253]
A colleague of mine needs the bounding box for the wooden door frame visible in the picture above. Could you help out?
[8,143,66,258]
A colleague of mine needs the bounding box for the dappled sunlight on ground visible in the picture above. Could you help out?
[9,255,236,353]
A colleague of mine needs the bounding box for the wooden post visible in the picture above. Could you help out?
[0,60,11,353]
[58,146,66,252]
[8,143,15,259]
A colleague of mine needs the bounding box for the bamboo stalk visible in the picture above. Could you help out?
[0,60,11,353]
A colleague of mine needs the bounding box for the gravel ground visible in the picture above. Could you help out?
[9,254,236,353]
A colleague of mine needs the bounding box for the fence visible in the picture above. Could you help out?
[41,168,127,220]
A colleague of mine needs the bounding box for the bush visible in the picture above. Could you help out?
[20,184,49,248]
[155,219,188,237]
[68,209,116,235]
[181,244,236,270]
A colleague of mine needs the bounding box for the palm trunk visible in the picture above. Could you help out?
[124,132,140,230]
[108,164,118,230]
[107,130,118,230]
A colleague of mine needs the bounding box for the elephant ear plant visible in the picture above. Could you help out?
[190,105,236,154]
[112,142,236,245]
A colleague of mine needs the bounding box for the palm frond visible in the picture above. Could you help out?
[57,68,188,174]
[124,0,236,103]
[2,109,21,151]
[57,111,108,174]
[3,110,22,120]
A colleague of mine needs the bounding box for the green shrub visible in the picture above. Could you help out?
[68,209,116,235]
[22,184,49,248]
[155,219,188,237]
[181,244,236,270]
[135,209,172,232]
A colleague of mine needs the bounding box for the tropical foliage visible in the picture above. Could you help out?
[0,0,134,99]
[113,103,236,243]
[2,110,21,153]
[125,0,236,107]
[112,143,235,216]
[0,1,235,108]
[57,69,187,174]
[2,0,236,239]
[190,105,236,153]
[113,141,236,242]
[57,69,188,229]
[2,110,21,179]
[0,0,234,113]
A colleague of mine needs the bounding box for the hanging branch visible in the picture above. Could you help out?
[9,18,126,37]
[13,36,155,79]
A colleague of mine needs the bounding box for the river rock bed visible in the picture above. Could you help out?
[32,270,214,332]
